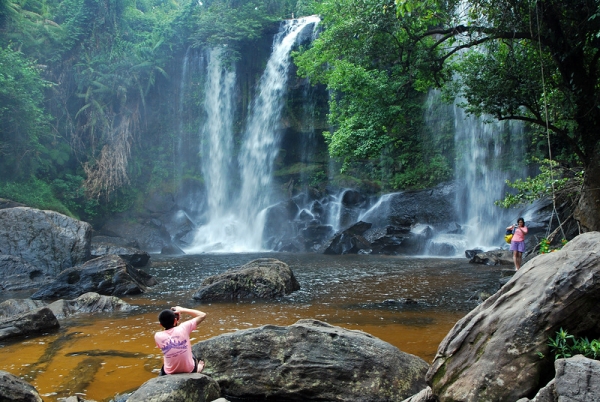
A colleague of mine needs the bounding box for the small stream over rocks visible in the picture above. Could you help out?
[0,253,505,401]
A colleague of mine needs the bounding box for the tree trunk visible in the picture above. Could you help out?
[574,152,600,232]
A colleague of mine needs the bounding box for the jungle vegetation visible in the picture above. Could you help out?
[1,0,598,231]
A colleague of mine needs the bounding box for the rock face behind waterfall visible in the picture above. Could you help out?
[30,255,157,300]
[0,207,92,276]
[426,231,600,401]
[193,319,429,401]
[193,258,300,302]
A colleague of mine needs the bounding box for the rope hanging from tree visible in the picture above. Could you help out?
[531,1,566,242]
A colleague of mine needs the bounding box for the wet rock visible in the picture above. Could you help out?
[262,199,300,249]
[193,319,429,401]
[161,244,186,255]
[323,221,373,254]
[468,249,513,265]
[161,210,196,244]
[0,299,46,318]
[300,224,334,251]
[0,255,54,291]
[0,306,59,341]
[0,293,132,320]
[0,370,43,402]
[30,255,157,300]
[192,258,300,302]
[91,242,151,267]
[465,249,483,259]
[0,207,92,276]
[363,226,407,255]
[127,373,221,402]
[47,292,132,319]
[323,232,372,255]
[100,218,172,252]
[427,231,600,402]
[359,183,458,228]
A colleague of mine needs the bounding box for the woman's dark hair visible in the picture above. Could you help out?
[517,217,525,224]
[159,309,177,329]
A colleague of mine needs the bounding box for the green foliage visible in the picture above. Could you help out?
[539,238,568,254]
[0,46,53,178]
[0,178,74,216]
[495,159,583,209]
[294,0,452,190]
[547,328,600,361]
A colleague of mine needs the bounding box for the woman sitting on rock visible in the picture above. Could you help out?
[155,306,206,375]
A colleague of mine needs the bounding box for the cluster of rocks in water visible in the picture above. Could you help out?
[1,202,599,402]
[87,181,577,259]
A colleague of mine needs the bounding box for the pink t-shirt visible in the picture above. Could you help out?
[155,319,197,374]
[512,225,528,242]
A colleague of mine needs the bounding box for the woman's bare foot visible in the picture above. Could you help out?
[197,360,205,373]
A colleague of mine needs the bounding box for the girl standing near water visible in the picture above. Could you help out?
[507,217,528,271]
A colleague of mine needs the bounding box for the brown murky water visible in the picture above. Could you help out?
[0,253,502,401]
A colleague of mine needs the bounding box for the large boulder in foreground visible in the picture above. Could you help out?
[0,306,59,341]
[192,258,300,302]
[127,373,221,402]
[30,255,157,300]
[0,207,92,275]
[0,370,43,402]
[193,319,429,401]
[427,231,600,401]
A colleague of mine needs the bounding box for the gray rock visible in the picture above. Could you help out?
[468,249,513,265]
[0,292,131,321]
[0,207,92,275]
[192,319,429,401]
[0,255,53,291]
[91,235,139,248]
[47,292,132,319]
[427,231,600,402]
[401,387,436,402]
[192,258,300,302]
[127,373,220,402]
[359,183,458,227]
[30,255,157,300]
[90,243,150,267]
[0,306,59,341]
[160,243,186,255]
[0,299,46,319]
[554,355,600,401]
[0,370,43,402]
[99,219,172,252]
[518,379,555,402]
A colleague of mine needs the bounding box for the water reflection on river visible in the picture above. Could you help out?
[0,253,502,401]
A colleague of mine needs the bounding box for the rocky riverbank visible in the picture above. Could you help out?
[0,205,597,402]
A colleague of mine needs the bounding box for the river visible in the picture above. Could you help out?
[0,253,502,401]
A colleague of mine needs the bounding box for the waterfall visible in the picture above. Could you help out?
[424,90,526,253]
[201,47,236,219]
[454,101,526,248]
[186,16,321,253]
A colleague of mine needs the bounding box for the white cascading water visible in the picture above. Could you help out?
[424,90,526,254]
[187,16,321,253]
[187,47,237,252]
